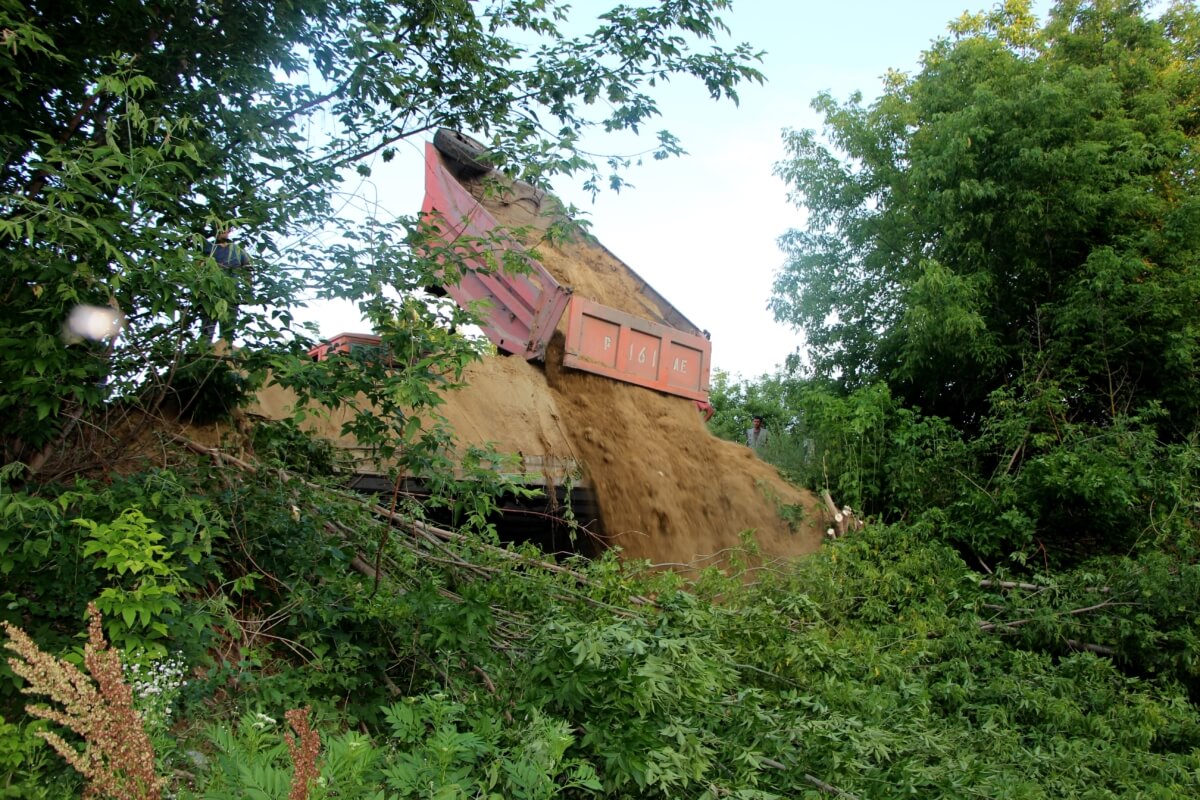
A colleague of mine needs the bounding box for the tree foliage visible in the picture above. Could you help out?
[0,1,771,791]
[6,478,1200,797]
[0,0,765,470]
[768,0,1200,557]
[773,0,1200,435]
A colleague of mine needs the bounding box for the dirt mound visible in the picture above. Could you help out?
[465,171,824,569]
[541,335,820,568]
[35,401,253,483]
[253,356,582,486]
[436,355,575,463]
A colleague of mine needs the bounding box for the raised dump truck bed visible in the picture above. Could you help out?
[421,133,711,402]
[422,142,571,361]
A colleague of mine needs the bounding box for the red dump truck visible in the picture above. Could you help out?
[418,129,712,403]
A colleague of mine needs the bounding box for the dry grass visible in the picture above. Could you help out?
[2,602,161,800]
[284,707,321,800]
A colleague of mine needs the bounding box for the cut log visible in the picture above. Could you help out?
[821,489,864,538]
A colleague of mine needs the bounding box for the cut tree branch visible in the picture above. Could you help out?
[805,774,862,799]
[978,599,1133,633]
[173,433,657,609]
[821,489,864,538]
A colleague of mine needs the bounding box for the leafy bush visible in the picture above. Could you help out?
[0,716,71,799]
[4,459,1200,799]
[0,469,224,661]
[250,420,343,477]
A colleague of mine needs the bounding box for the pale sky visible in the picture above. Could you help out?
[302,0,1053,379]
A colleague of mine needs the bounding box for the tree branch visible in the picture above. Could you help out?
[805,774,862,799]
[979,578,1047,593]
[978,599,1133,633]
[171,433,658,609]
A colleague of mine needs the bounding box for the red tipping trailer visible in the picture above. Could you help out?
[421,139,571,361]
[421,131,711,403]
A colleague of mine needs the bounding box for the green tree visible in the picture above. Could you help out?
[772,0,1200,434]
[0,0,766,732]
[770,0,1200,555]
[0,0,765,474]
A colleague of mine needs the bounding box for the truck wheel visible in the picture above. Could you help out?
[433,129,491,177]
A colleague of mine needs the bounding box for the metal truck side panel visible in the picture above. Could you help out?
[562,297,711,402]
[421,143,570,360]
[307,332,385,361]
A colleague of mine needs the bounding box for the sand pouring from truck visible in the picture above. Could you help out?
[263,130,826,566]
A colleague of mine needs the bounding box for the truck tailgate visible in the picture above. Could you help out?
[562,297,711,402]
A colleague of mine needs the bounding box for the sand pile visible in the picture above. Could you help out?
[434,355,573,465]
[543,335,820,567]
[470,179,682,328]
[253,355,583,484]
[463,172,824,568]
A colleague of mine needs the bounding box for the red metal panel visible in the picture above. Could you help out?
[562,297,711,402]
[664,339,707,392]
[308,333,386,362]
[421,143,570,360]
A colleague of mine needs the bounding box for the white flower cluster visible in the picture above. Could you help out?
[125,654,188,731]
[250,712,277,731]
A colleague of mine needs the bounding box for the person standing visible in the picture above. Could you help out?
[199,227,251,343]
[746,415,768,452]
